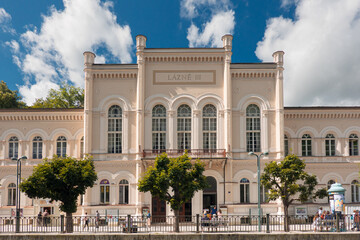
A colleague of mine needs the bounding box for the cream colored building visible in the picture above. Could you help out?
[0,35,359,217]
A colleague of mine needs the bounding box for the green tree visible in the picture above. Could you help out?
[138,152,207,232]
[0,80,26,108]
[20,155,97,232]
[261,154,327,232]
[32,83,84,108]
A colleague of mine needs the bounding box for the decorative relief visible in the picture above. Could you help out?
[285,112,360,119]
[153,70,216,85]
[145,56,224,63]
[0,113,83,121]
[93,72,137,79]
[231,72,276,79]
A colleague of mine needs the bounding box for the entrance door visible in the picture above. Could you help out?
[152,196,166,222]
[179,201,192,222]
[203,176,217,212]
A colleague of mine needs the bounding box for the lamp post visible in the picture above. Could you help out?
[248,151,268,232]
[12,156,27,233]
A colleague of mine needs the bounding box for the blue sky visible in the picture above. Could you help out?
[0,0,360,106]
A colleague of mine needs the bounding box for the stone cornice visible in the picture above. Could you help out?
[0,112,83,121]
[284,112,360,119]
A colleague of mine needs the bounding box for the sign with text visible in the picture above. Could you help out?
[153,71,216,85]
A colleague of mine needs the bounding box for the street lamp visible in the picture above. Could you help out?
[248,151,268,232]
[11,156,27,233]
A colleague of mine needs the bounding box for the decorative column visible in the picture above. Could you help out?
[272,51,285,159]
[136,35,146,159]
[83,52,96,155]
[193,110,201,149]
[222,35,233,154]
[135,35,146,215]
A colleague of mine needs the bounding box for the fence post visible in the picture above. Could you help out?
[249,208,252,225]
[266,214,270,233]
[336,212,340,232]
[196,214,200,233]
[127,214,131,233]
[60,215,64,233]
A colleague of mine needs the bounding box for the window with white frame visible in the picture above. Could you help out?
[80,136,84,158]
[349,134,359,156]
[260,185,268,203]
[177,104,191,150]
[246,104,260,152]
[284,135,289,156]
[9,136,19,159]
[203,104,217,150]
[108,105,122,153]
[240,178,250,203]
[301,134,312,156]
[56,136,67,157]
[325,134,336,156]
[152,105,166,151]
[119,179,129,204]
[100,179,110,204]
[351,180,360,202]
[8,183,16,206]
[32,136,43,159]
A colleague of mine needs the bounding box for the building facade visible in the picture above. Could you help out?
[0,35,359,217]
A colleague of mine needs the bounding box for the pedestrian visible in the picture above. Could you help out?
[83,212,89,230]
[211,206,217,216]
[95,210,100,228]
[37,211,42,226]
[324,211,332,231]
[354,210,360,231]
[217,209,222,219]
[42,209,49,227]
[313,213,320,232]
[318,207,323,215]
[146,211,151,228]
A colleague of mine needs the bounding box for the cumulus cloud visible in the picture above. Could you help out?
[181,0,235,47]
[11,0,133,105]
[0,8,15,34]
[256,0,360,106]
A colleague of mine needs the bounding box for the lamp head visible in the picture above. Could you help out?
[20,156,27,160]
[11,157,17,161]
[263,152,269,156]
[248,152,255,156]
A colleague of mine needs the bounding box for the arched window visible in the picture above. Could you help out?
[80,136,84,158]
[351,180,360,203]
[56,136,67,157]
[301,134,312,156]
[246,104,260,152]
[9,136,19,159]
[325,134,335,156]
[108,105,122,153]
[100,179,110,204]
[32,136,43,159]
[177,104,191,150]
[8,183,16,206]
[349,134,359,156]
[152,105,166,152]
[240,178,250,203]
[119,179,129,204]
[203,104,217,150]
[284,135,289,156]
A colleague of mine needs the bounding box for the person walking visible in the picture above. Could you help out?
[95,211,100,228]
[83,212,89,230]
[37,211,42,226]
[354,210,360,231]
[42,209,49,227]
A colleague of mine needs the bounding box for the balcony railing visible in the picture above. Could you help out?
[142,149,226,159]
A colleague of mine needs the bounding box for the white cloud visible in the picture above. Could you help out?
[0,8,15,34]
[5,40,20,53]
[181,0,235,47]
[256,0,360,106]
[187,10,235,47]
[12,0,133,105]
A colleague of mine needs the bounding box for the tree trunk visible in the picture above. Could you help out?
[66,212,73,233]
[284,204,289,232]
[173,209,180,232]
